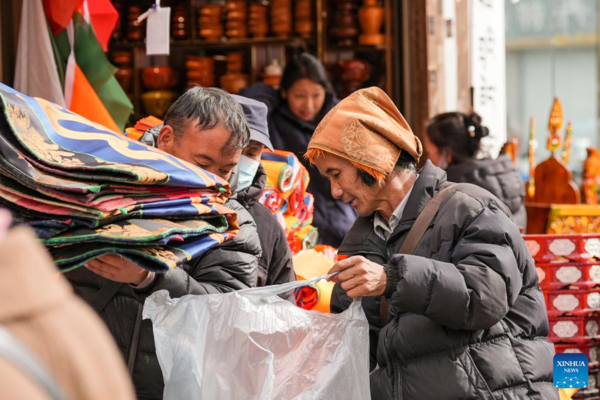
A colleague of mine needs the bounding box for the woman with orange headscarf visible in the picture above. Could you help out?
[306,87,556,399]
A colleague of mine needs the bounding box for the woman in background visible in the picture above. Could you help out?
[241,53,356,247]
[423,112,527,230]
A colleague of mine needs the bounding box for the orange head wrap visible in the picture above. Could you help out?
[306,87,422,183]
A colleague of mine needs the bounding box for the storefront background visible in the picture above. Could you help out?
[506,0,599,178]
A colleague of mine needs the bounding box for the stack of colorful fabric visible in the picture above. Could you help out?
[0,83,237,273]
[260,150,319,254]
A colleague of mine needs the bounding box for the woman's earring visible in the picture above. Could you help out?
[468,126,476,137]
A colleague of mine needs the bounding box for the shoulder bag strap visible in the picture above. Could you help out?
[89,280,124,315]
[127,303,144,376]
[380,184,457,326]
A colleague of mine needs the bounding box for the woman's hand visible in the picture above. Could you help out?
[327,256,387,298]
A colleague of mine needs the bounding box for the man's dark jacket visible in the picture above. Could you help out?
[332,161,556,399]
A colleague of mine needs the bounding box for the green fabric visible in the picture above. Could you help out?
[71,13,116,89]
[95,75,134,131]
[49,23,66,90]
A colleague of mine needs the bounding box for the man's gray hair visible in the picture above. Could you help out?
[163,86,250,152]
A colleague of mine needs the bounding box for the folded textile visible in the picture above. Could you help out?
[42,217,229,246]
[262,159,294,194]
[293,249,335,312]
[262,150,305,196]
[260,150,318,256]
[53,231,234,273]
[0,83,238,272]
[294,285,319,310]
[1,84,225,189]
[0,172,229,228]
[260,188,283,212]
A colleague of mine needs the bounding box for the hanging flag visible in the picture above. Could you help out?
[53,13,133,131]
[69,63,121,133]
[62,20,120,132]
[42,0,83,34]
[14,0,65,106]
[81,0,119,51]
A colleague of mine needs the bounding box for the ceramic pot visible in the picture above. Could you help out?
[198,15,222,24]
[272,22,292,37]
[295,20,313,38]
[199,5,223,17]
[115,67,133,93]
[226,29,248,39]
[186,56,214,71]
[127,6,144,41]
[142,90,178,117]
[142,66,176,90]
[359,0,384,45]
[330,0,358,45]
[112,51,131,67]
[263,74,282,88]
[220,73,249,94]
[339,59,371,82]
[200,28,224,41]
[338,59,371,98]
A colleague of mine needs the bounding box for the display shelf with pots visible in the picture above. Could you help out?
[109,36,312,50]
[319,0,393,98]
[107,0,399,123]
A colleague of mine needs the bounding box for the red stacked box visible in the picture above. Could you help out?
[524,234,600,396]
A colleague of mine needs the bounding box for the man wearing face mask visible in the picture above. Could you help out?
[232,95,296,295]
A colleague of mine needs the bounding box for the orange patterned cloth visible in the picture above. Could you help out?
[306,87,422,182]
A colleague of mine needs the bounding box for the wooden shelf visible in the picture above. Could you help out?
[107,0,400,123]
[109,37,314,51]
[327,44,387,52]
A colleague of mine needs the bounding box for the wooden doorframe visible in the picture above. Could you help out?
[400,0,429,142]
[0,0,22,86]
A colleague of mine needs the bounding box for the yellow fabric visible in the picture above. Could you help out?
[559,388,578,400]
[262,159,294,194]
[293,250,335,313]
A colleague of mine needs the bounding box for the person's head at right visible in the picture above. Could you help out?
[280,53,333,123]
[424,111,489,169]
[157,86,250,181]
[305,87,422,219]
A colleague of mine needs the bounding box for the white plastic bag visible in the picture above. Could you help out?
[143,274,371,400]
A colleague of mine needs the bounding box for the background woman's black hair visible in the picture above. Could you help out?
[425,111,490,164]
[280,51,333,93]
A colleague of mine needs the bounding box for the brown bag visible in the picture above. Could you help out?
[379,184,456,326]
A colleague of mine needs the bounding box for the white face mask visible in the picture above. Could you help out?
[435,148,450,169]
[235,155,261,192]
